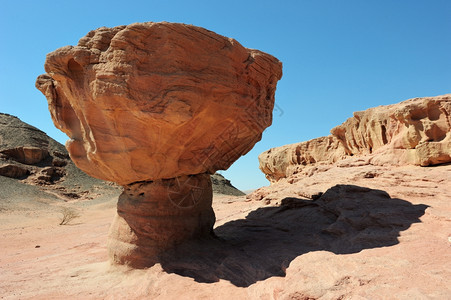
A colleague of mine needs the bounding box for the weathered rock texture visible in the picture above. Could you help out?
[36,22,282,185]
[0,112,244,211]
[108,174,215,267]
[260,94,451,182]
[0,113,119,208]
[0,113,51,168]
[36,22,282,267]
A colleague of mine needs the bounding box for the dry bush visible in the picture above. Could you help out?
[59,207,81,225]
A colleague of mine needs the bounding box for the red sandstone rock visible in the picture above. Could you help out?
[36,22,282,267]
[36,22,282,185]
[108,174,215,268]
[259,94,451,182]
[259,136,347,182]
[0,164,29,178]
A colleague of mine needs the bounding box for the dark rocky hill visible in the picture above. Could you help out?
[0,113,119,211]
[211,173,245,196]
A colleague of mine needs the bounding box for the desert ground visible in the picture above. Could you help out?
[1,160,449,299]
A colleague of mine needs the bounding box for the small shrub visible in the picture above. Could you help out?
[59,207,81,225]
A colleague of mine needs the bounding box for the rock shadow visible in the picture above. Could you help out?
[159,184,428,287]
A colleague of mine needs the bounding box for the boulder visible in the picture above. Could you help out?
[36,22,282,186]
[0,164,29,179]
[0,147,49,165]
[0,113,51,165]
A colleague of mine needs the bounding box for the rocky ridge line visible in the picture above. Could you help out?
[259,94,451,182]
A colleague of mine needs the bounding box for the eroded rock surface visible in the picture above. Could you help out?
[0,164,29,179]
[259,94,451,182]
[0,113,114,200]
[36,22,282,185]
[0,113,59,170]
[0,113,243,207]
[108,174,215,268]
[36,22,282,267]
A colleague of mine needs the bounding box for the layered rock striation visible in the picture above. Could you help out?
[0,112,121,209]
[36,22,282,186]
[36,22,282,267]
[1,113,77,185]
[259,94,451,182]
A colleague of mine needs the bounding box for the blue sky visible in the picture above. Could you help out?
[1,0,450,191]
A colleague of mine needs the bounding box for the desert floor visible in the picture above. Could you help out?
[1,164,450,299]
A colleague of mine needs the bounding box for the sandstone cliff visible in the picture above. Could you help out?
[259,94,451,182]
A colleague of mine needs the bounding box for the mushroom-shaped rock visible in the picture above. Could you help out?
[36,22,282,267]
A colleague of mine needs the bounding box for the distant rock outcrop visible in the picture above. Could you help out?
[259,94,451,182]
[0,113,119,209]
[36,22,281,267]
[0,112,70,183]
[211,173,245,196]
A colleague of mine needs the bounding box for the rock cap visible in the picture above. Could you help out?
[36,22,282,185]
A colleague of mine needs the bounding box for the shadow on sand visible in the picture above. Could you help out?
[159,184,428,287]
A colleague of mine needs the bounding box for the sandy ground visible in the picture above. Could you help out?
[1,163,450,299]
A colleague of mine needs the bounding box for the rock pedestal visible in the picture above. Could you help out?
[108,174,215,268]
